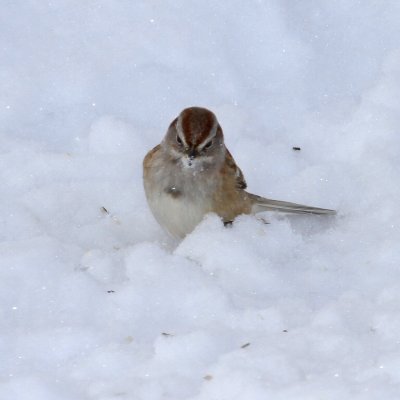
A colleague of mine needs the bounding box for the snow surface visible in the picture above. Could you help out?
[1,1,400,399]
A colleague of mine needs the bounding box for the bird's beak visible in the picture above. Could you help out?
[188,148,197,160]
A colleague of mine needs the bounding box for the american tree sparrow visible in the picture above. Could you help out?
[143,107,335,238]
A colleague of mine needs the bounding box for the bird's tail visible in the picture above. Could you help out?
[249,194,336,215]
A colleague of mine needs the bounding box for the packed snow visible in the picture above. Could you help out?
[1,1,400,399]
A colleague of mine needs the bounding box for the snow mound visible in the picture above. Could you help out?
[1,1,400,399]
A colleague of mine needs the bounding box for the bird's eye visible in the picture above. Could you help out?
[204,140,213,150]
[176,135,183,145]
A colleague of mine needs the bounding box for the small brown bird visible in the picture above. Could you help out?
[143,107,335,238]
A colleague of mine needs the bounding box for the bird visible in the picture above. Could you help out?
[143,106,335,238]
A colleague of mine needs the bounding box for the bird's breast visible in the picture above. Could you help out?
[144,169,217,238]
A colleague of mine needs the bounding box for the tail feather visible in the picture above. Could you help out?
[250,194,336,215]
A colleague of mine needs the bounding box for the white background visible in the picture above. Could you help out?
[1,1,400,399]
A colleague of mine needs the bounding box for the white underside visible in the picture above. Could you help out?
[144,152,218,238]
[147,191,211,238]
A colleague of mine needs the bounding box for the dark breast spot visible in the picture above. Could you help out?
[165,186,182,198]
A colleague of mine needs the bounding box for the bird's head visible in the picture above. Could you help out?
[163,107,225,169]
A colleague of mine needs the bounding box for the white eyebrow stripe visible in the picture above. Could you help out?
[176,110,218,149]
[175,117,189,147]
[197,122,218,149]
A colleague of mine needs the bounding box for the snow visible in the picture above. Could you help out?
[1,1,400,399]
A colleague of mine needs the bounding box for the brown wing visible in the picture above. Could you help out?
[225,149,247,190]
[212,148,252,222]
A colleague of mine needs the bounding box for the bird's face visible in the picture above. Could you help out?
[163,107,225,169]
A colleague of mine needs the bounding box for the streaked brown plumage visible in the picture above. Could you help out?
[143,107,335,238]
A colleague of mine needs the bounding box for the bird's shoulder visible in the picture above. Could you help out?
[143,144,161,169]
[223,148,247,190]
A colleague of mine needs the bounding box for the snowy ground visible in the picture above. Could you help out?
[1,1,400,399]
